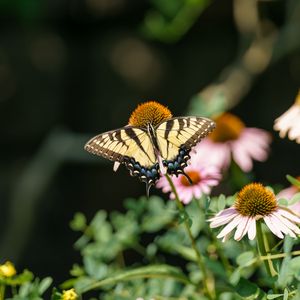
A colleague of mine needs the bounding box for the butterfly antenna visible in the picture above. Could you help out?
[182,171,193,185]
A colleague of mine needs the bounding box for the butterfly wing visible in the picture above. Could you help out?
[84,126,160,188]
[155,117,215,175]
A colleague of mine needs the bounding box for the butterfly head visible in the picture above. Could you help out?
[128,101,172,128]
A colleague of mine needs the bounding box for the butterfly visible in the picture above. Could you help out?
[84,115,216,195]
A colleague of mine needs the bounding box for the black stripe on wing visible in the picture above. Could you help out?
[155,116,216,177]
[84,126,146,163]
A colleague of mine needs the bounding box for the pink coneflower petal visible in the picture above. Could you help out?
[156,155,222,204]
[209,212,239,228]
[273,211,300,235]
[208,208,238,222]
[263,215,284,239]
[234,216,250,240]
[211,183,300,242]
[247,218,257,240]
[274,92,300,143]
[199,112,271,172]
[231,142,253,172]
[277,208,300,223]
[230,128,271,172]
[270,214,296,237]
[276,185,300,214]
[193,139,231,170]
[289,123,300,140]
[277,186,298,200]
[216,215,243,239]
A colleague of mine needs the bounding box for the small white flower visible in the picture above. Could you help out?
[209,183,300,242]
[274,90,300,143]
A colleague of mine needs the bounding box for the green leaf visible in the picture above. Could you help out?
[289,192,300,205]
[226,194,236,206]
[74,234,91,250]
[229,269,240,285]
[235,278,266,299]
[217,194,226,211]
[286,175,300,188]
[38,277,52,294]
[83,256,109,279]
[204,196,211,211]
[60,278,77,290]
[70,264,85,277]
[70,212,87,231]
[175,245,197,261]
[266,294,283,299]
[283,288,288,300]
[141,197,175,232]
[283,235,294,253]
[4,270,34,286]
[277,256,293,288]
[236,251,255,267]
[77,264,191,293]
[146,243,157,259]
[51,288,62,300]
[124,197,147,217]
[90,211,113,242]
[289,256,300,280]
[278,198,288,206]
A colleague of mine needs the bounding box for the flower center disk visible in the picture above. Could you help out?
[235,183,277,217]
[209,112,245,142]
[128,101,172,127]
[180,170,201,186]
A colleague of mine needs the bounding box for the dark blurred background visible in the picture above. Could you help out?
[0,0,299,286]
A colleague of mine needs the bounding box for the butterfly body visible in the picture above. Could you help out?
[85,115,215,194]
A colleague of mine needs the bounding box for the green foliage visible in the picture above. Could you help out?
[141,0,212,43]
[3,180,300,299]
[286,175,300,189]
[5,276,52,300]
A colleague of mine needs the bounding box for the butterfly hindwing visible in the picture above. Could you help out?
[84,127,160,187]
[155,117,216,175]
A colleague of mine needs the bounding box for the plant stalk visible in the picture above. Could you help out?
[256,221,277,277]
[0,285,5,300]
[165,174,214,299]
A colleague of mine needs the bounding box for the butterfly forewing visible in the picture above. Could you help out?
[155,117,215,160]
[84,127,156,167]
[155,117,215,175]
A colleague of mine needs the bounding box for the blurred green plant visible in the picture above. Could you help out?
[0,266,52,300]
[141,0,212,43]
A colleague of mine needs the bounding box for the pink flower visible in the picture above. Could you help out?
[209,183,300,241]
[277,180,300,214]
[193,113,271,172]
[156,158,221,204]
[274,90,300,144]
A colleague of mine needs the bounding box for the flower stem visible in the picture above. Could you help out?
[0,285,5,300]
[165,174,213,299]
[256,221,277,277]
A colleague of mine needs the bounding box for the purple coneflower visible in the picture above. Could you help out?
[156,155,221,204]
[209,183,300,242]
[194,113,271,172]
[277,176,300,214]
